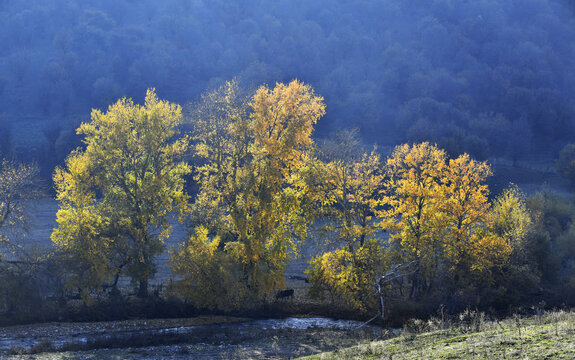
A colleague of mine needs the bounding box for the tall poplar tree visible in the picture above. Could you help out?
[52,89,190,298]
[171,80,325,307]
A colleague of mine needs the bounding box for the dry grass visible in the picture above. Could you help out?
[301,309,575,359]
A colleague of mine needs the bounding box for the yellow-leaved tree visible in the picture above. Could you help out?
[305,129,387,310]
[440,154,498,280]
[170,80,325,308]
[437,153,521,291]
[381,142,447,298]
[52,89,190,298]
[307,239,385,311]
[314,129,385,250]
[381,143,517,298]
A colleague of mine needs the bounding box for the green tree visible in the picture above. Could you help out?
[52,89,190,298]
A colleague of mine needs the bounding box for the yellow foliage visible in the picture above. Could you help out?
[307,141,520,306]
[381,143,447,270]
[491,185,533,246]
[307,239,386,311]
[52,89,191,297]
[169,227,253,310]
[175,80,325,303]
[439,154,497,279]
[381,143,516,294]
[315,141,385,250]
[251,79,325,168]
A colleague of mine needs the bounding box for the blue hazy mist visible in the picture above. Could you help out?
[0,0,574,169]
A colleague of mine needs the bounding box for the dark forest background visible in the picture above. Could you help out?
[1,0,575,184]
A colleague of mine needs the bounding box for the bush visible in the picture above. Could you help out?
[306,239,386,312]
[0,253,67,324]
[556,144,575,186]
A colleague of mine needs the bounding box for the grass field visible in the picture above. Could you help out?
[301,310,575,359]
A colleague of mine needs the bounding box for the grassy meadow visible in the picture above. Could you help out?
[301,310,575,359]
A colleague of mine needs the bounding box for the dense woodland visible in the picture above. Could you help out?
[1,0,575,179]
[1,0,575,325]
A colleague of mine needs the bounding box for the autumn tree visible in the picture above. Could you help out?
[315,129,385,250]
[488,185,534,286]
[52,89,190,298]
[170,80,325,307]
[186,79,252,231]
[170,80,254,309]
[381,143,520,299]
[169,226,252,310]
[307,239,386,311]
[440,154,499,282]
[304,141,534,311]
[0,160,50,317]
[381,142,447,298]
[305,130,387,310]
[491,186,533,246]
[234,80,324,296]
[0,160,41,265]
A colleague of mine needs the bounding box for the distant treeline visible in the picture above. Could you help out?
[1,0,574,165]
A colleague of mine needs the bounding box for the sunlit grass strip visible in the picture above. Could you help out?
[301,310,575,359]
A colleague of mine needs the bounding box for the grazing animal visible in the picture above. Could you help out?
[275,289,294,301]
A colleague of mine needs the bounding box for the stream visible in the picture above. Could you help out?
[0,316,385,359]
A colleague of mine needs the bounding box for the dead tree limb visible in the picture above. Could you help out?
[372,261,418,324]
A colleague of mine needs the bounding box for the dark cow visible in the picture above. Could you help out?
[275,289,294,301]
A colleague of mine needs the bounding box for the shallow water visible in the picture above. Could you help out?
[0,316,382,359]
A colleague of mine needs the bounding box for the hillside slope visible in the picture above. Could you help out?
[301,310,575,359]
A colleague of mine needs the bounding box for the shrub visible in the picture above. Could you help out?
[556,143,575,187]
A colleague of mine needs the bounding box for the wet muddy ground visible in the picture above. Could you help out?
[0,316,383,359]
[1,202,383,359]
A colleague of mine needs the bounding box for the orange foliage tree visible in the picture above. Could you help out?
[381,143,518,298]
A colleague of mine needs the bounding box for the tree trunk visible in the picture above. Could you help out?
[410,265,420,299]
[376,277,385,321]
[137,279,148,298]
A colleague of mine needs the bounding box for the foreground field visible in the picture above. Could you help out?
[302,310,575,360]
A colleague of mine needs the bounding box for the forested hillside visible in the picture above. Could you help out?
[1,0,574,164]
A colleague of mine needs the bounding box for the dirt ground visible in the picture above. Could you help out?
[0,316,383,359]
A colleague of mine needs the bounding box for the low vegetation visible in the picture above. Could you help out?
[302,309,575,359]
